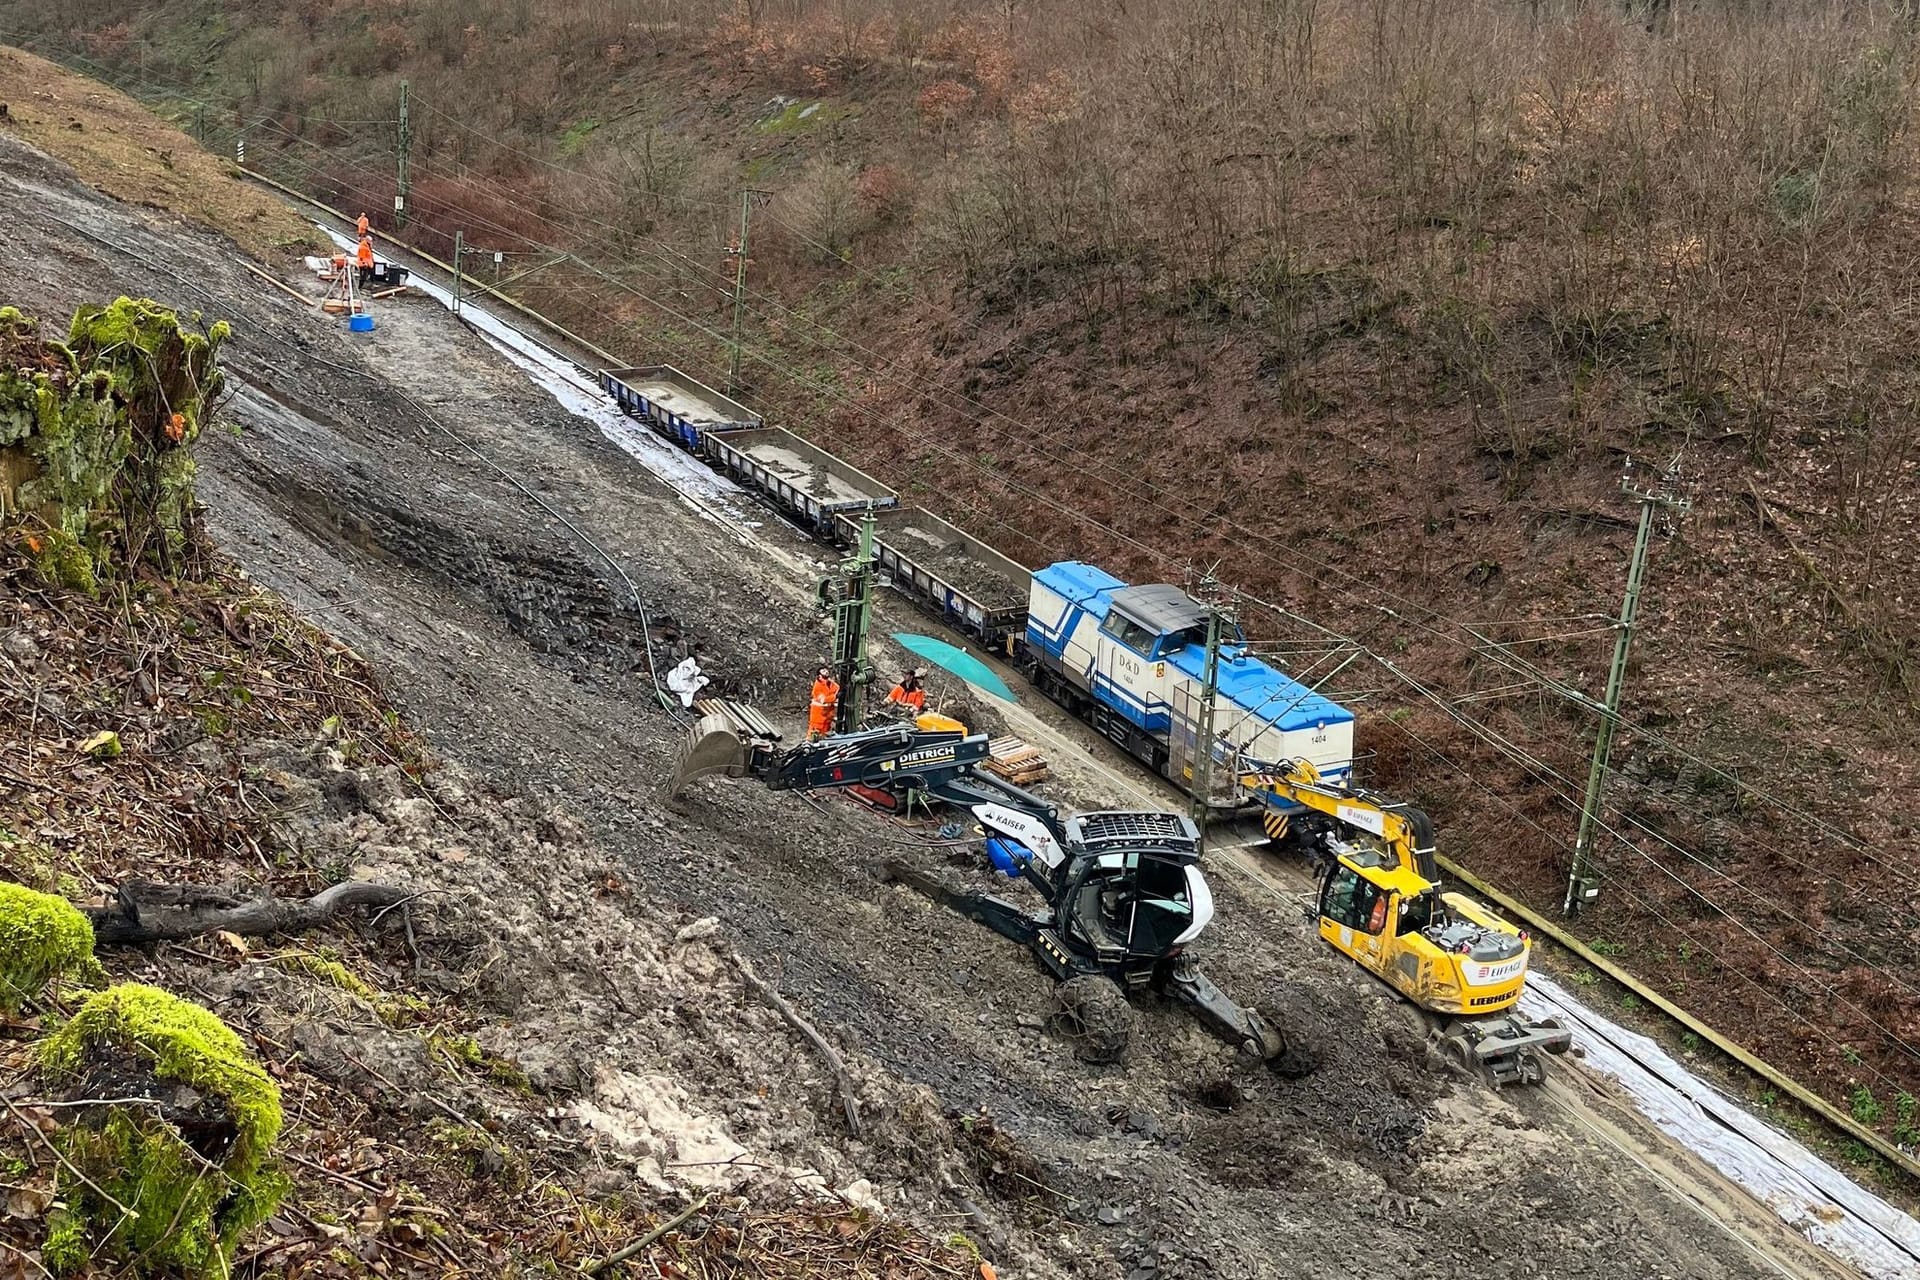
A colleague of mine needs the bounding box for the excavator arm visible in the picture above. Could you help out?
[670,699,1062,833]
[1240,757,1437,879]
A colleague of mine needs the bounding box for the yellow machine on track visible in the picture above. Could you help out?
[1242,759,1571,1085]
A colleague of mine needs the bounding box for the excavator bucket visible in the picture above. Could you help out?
[669,700,782,796]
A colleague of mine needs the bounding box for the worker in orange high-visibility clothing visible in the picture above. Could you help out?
[807,667,840,741]
[884,667,927,714]
[354,235,376,284]
[356,212,370,238]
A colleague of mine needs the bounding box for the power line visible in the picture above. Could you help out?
[1213,572,1920,906]
[1381,711,1920,1101]
[1370,662,1920,1064]
[118,77,1920,1010]
[352,106,1904,828]
[73,65,1920,1106]
[197,73,1917,924]
[568,193,1920,1030]
[360,142,1920,951]
[398,119,1648,723]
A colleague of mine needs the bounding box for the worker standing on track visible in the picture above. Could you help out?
[355,234,377,284]
[808,666,840,741]
[356,211,371,238]
[885,668,928,714]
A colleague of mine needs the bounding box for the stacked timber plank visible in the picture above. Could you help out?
[982,737,1050,786]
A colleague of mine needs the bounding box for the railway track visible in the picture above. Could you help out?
[280,198,1916,1279]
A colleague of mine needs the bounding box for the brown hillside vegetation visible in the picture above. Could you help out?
[5,1,1919,1153]
[0,45,313,258]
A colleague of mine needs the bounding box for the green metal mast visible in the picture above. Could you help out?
[725,190,769,395]
[1564,461,1689,916]
[395,80,412,229]
[822,506,878,733]
[1190,570,1234,853]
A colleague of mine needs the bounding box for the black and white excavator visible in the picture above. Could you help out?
[671,703,1288,1065]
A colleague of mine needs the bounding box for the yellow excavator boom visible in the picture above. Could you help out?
[1243,757,1569,1086]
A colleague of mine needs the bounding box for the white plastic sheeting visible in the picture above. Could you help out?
[321,226,1920,1278]
[1522,973,1920,1279]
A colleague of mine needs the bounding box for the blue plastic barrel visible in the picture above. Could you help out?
[347,314,375,333]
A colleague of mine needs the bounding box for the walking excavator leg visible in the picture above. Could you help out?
[884,861,1296,1067]
[1161,956,1289,1062]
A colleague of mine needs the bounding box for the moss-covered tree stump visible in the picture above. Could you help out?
[0,298,229,589]
[0,880,98,1011]
[38,983,287,1276]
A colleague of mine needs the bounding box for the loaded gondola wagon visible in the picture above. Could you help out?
[600,366,761,451]
[834,505,1029,645]
[703,426,897,539]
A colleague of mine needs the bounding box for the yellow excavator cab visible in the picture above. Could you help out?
[1315,855,1530,1018]
[1253,757,1568,1084]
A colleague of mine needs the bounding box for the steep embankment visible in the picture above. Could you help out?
[0,69,1847,1280]
[4,1,1915,1156]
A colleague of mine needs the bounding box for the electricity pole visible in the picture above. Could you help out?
[1564,459,1690,915]
[1190,570,1236,853]
[451,230,464,315]
[725,189,770,395]
[395,80,412,229]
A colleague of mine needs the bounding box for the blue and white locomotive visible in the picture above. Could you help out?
[1017,562,1354,814]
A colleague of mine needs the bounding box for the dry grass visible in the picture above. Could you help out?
[0,45,315,260]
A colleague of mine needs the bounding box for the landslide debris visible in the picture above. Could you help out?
[0,301,988,1276]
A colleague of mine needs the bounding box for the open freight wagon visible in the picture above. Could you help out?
[834,506,1030,645]
[600,366,761,451]
[705,427,898,536]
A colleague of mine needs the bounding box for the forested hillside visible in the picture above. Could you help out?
[6,0,1919,1157]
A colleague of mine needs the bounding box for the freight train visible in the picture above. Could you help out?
[600,366,1354,817]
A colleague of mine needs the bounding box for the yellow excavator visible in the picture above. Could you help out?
[1241,758,1571,1085]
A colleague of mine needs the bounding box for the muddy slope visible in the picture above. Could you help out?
[0,132,1842,1279]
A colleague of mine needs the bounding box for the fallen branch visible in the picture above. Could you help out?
[730,953,861,1137]
[579,1193,711,1275]
[84,880,413,946]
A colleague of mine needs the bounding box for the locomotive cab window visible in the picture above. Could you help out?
[1100,612,1160,656]
[1162,625,1208,655]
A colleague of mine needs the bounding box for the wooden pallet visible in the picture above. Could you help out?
[982,736,1050,785]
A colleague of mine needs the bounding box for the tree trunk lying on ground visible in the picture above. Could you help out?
[83,880,413,945]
